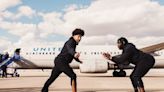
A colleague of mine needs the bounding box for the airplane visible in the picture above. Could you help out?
[1,42,164,77]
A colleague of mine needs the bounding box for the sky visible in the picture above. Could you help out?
[0,0,164,52]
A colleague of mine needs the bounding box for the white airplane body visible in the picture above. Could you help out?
[3,42,164,76]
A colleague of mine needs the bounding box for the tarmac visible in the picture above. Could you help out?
[0,69,164,92]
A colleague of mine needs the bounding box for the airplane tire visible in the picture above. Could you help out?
[16,74,20,77]
[118,70,126,77]
[113,70,126,77]
[113,71,119,77]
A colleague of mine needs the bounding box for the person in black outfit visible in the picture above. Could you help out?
[41,28,85,92]
[103,37,155,92]
[0,54,3,77]
[1,52,9,78]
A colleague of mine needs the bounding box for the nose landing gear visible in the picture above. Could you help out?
[113,64,126,77]
[113,69,126,77]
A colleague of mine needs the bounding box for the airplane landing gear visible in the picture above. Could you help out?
[113,69,126,77]
[12,73,20,77]
[113,64,126,77]
[11,69,20,77]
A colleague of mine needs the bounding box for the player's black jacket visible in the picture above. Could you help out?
[112,43,155,65]
[55,37,80,64]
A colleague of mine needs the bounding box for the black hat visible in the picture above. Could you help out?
[72,28,85,36]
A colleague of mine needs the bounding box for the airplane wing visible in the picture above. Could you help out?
[12,57,38,69]
[140,42,164,53]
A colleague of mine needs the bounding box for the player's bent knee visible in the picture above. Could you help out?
[71,74,77,80]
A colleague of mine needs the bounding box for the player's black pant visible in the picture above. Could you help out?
[2,65,7,78]
[42,61,76,92]
[130,54,155,90]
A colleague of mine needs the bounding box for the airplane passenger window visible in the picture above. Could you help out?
[53,52,55,55]
[58,48,62,51]
[49,52,51,55]
[26,53,28,55]
[84,52,87,55]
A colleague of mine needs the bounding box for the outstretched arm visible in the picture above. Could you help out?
[65,41,82,63]
[103,52,112,60]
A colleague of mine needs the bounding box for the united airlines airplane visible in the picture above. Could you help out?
[1,42,164,77]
